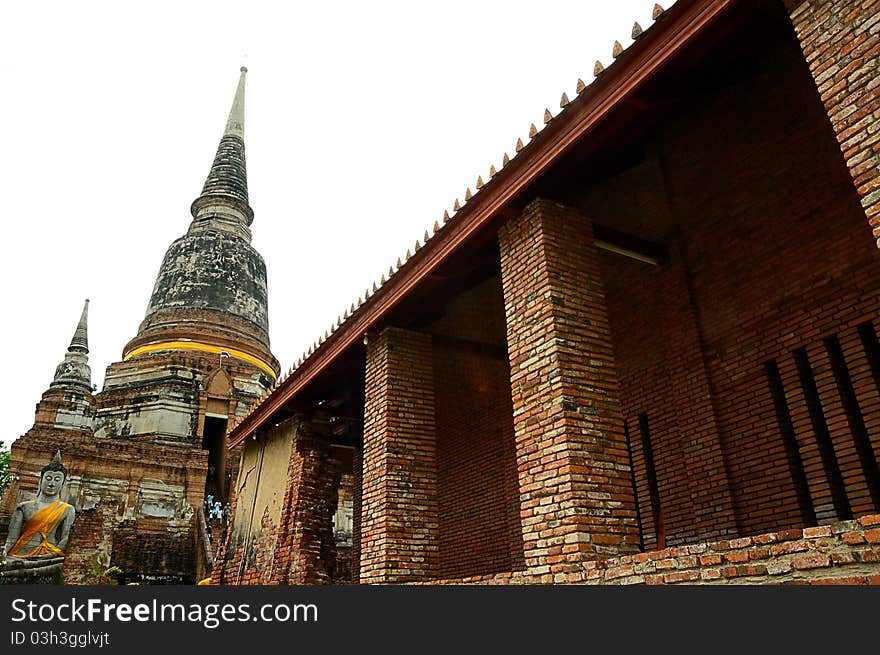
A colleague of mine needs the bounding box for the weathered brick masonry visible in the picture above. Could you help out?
[406,0,880,581]
[217,0,880,586]
[212,416,344,585]
[790,0,880,247]
[581,12,880,546]
[2,68,279,585]
[360,328,439,583]
[280,422,339,584]
[350,449,363,583]
[411,514,880,585]
[112,521,196,584]
[2,430,207,583]
[429,276,523,578]
[58,505,117,584]
[499,200,640,569]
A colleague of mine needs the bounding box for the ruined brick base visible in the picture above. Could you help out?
[408,514,880,585]
[1,430,207,585]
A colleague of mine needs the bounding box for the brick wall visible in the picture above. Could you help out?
[571,6,880,545]
[61,504,117,584]
[350,448,362,583]
[408,514,880,584]
[677,20,880,535]
[3,428,207,583]
[429,276,524,578]
[603,248,738,548]
[789,0,880,247]
[279,424,339,584]
[111,522,196,584]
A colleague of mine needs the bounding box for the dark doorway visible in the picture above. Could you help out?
[202,415,228,503]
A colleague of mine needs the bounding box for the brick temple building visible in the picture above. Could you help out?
[211,0,880,585]
[1,68,283,584]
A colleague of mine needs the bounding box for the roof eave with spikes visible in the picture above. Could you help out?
[229,0,733,445]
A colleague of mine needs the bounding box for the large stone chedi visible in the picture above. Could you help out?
[122,67,276,382]
[1,68,278,584]
[97,67,279,460]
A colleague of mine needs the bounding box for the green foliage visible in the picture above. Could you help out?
[0,441,10,502]
[85,553,122,585]
[101,566,123,584]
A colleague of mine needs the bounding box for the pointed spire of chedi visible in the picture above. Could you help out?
[190,66,254,239]
[122,68,280,380]
[51,299,92,393]
[69,298,89,352]
[224,67,247,139]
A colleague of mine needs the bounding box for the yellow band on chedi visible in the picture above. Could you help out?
[124,340,277,378]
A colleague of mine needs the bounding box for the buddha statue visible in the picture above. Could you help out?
[3,451,76,567]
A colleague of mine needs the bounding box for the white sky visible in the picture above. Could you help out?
[1,1,661,442]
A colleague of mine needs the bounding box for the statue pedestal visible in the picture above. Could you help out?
[0,556,65,584]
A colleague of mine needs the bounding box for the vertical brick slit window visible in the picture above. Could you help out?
[637,413,664,549]
[793,347,852,520]
[764,360,815,526]
[824,335,880,511]
[857,321,880,512]
[857,322,880,397]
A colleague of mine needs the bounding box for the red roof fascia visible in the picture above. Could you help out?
[228,0,735,448]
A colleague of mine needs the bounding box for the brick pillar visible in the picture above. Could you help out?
[499,198,639,572]
[280,415,339,584]
[360,327,438,583]
[789,0,880,246]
